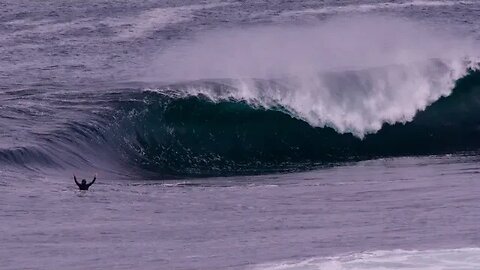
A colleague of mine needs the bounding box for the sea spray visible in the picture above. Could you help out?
[147,16,479,137]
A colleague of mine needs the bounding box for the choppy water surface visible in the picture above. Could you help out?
[2,155,480,269]
[1,0,480,269]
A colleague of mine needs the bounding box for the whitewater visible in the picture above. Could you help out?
[1,0,480,269]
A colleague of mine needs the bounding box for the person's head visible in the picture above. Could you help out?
[82,180,86,185]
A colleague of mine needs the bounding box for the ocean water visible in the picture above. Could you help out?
[1,0,480,269]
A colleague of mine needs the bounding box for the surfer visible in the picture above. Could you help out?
[74,174,96,190]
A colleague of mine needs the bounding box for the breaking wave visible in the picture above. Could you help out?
[1,15,480,177]
[106,68,480,176]
[0,68,479,177]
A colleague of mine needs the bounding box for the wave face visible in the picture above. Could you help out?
[93,69,480,176]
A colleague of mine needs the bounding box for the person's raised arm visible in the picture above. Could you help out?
[73,174,80,186]
[88,174,97,187]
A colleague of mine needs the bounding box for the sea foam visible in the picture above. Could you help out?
[250,248,480,270]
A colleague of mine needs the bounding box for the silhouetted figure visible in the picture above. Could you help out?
[74,174,96,190]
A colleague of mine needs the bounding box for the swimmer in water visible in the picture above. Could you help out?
[74,174,96,190]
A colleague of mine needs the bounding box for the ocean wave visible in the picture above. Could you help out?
[97,68,480,176]
[2,15,480,177]
[281,1,475,17]
[250,247,480,270]
[0,68,479,177]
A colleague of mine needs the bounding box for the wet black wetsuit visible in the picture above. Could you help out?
[74,176,96,190]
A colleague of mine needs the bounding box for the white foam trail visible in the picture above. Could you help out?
[2,18,53,26]
[147,16,479,137]
[6,2,231,41]
[250,248,480,270]
[104,2,232,40]
[4,18,93,40]
[282,1,475,17]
